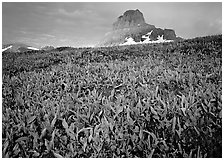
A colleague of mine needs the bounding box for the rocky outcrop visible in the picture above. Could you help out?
[98,9,181,47]
[147,28,176,41]
[164,29,176,40]
[113,9,147,30]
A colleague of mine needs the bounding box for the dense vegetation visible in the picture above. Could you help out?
[2,35,222,158]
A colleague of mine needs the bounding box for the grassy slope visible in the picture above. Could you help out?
[2,35,222,158]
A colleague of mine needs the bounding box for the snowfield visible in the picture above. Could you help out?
[120,37,137,45]
[2,45,12,52]
[120,31,174,46]
[27,47,39,50]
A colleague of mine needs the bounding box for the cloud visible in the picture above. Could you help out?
[58,8,82,17]
[49,8,96,19]
[19,29,56,38]
[41,33,56,38]
[209,19,222,34]
[209,19,222,27]
[55,18,76,26]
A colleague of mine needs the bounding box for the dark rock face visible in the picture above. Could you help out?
[164,29,176,40]
[98,9,180,46]
[149,28,164,41]
[148,28,176,41]
[113,9,146,30]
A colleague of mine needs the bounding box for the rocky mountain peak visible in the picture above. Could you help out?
[113,9,146,30]
[98,9,181,46]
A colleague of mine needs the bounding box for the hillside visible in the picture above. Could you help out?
[2,35,222,158]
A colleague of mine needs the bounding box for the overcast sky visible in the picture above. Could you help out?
[2,2,222,48]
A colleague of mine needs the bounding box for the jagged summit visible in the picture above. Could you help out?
[98,9,181,47]
[113,9,147,30]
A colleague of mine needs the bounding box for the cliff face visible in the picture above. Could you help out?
[164,29,176,40]
[98,9,180,46]
[149,28,176,41]
[113,9,146,30]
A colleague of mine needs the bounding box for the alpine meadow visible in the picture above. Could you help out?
[2,2,222,158]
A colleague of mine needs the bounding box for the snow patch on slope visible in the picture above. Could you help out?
[142,30,153,43]
[27,47,39,50]
[2,45,12,52]
[120,37,137,45]
[120,31,173,46]
[153,35,173,43]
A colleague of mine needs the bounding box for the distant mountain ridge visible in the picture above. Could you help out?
[41,46,55,51]
[98,9,182,46]
[2,43,39,53]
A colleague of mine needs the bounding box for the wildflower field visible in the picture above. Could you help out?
[2,35,222,157]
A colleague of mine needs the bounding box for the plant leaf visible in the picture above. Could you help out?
[172,115,176,133]
[150,106,158,116]
[180,108,186,116]
[15,136,29,143]
[27,116,36,124]
[49,129,56,149]
[51,114,57,128]
[40,128,47,139]
[62,118,69,130]
[136,99,143,110]
[53,151,64,158]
